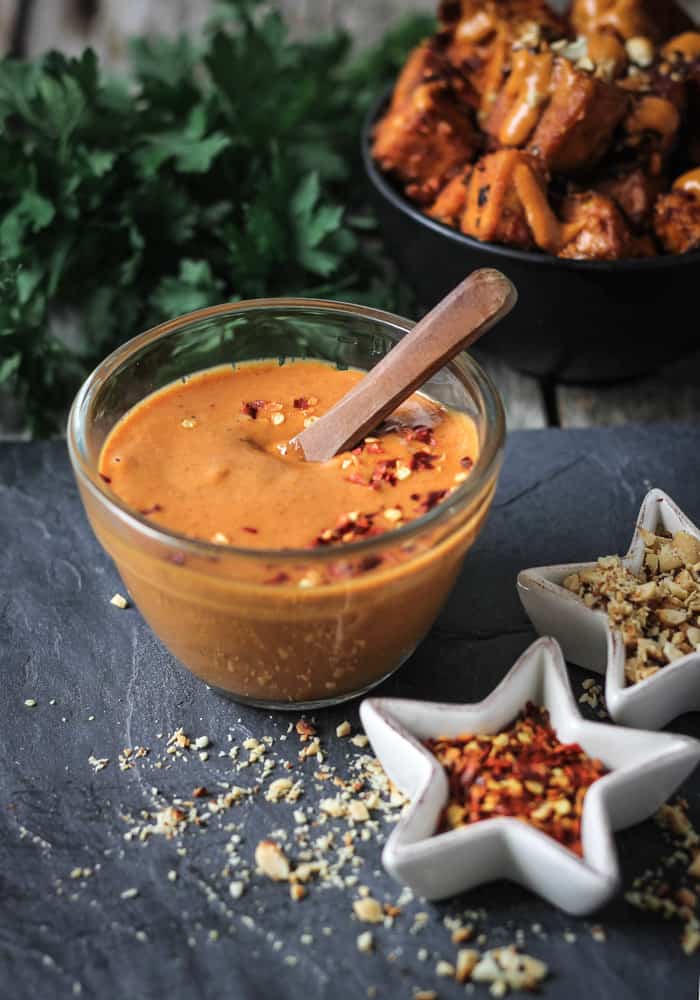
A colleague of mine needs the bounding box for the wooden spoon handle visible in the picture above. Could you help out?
[294,268,516,462]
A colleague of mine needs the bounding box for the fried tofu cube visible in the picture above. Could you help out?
[597,167,665,229]
[662,31,700,65]
[483,49,554,147]
[557,191,632,259]
[460,149,548,248]
[654,185,700,255]
[373,80,479,205]
[427,169,472,227]
[388,39,476,114]
[571,0,693,44]
[528,57,628,172]
[390,42,439,111]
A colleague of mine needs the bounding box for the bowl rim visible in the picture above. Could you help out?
[67,296,506,563]
[362,87,700,273]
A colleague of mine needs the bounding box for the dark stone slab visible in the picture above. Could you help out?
[2,428,700,1000]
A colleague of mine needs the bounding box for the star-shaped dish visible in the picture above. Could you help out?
[359,637,700,915]
[517,489,700,730]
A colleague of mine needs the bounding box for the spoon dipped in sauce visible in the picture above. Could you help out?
[292,268,517,463]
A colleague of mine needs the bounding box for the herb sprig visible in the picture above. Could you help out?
[0,1,433,434]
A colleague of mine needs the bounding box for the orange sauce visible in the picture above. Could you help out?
[99,360,479,551]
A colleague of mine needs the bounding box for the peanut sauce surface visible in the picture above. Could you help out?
[99,360,479,550]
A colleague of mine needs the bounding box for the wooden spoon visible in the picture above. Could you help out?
[293,268,517,463]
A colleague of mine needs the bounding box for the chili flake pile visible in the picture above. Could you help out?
[426,704,607,856]
[563,527,700,685]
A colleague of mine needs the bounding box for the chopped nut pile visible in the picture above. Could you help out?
[564,527,700,684]
[426,704,607,855]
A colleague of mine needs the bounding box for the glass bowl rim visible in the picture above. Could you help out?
[67,296,506,562]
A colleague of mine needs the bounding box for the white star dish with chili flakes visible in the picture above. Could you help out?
[518,489,700,730]
[360,637,700,915]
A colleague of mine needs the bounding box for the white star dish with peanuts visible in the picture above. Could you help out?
[359,637,700,916]
[517,488,700,730]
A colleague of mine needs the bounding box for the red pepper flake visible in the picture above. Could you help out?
[420,489,448,512]
[370,459,398,488]
[313,512,377,547]
[264,571,290,585]
[99,474,112,484]
[346,471,369,487]
[241,400,267,419]
[242,526,259,534]
[426,703,607,856]
[402,425,436,446]
[139,503,163,515]
[410,451,436,472]
[460,456,474,470]
[293,397,310,410]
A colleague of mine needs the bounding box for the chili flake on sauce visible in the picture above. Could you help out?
[426,704,607,856]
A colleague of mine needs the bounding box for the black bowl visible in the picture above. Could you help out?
[362,91,700,384]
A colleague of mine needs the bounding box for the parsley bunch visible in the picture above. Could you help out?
[0,0,433,434]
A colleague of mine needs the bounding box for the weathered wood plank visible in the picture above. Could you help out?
[479,357,548,430]
[20,0,439,63]
[0,0,19,53]
[24,0,211,65]
[557,352,700,427]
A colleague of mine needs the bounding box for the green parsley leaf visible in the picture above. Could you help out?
[0,0,430,434]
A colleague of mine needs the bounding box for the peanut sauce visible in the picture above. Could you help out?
[99,360,479,550]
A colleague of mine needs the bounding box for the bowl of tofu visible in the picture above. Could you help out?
[363,0,700,383]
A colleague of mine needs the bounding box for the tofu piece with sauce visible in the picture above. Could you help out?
[438,0,566,118]
[557,191,633,259]
[528,57,628,172]
[653,169,700,254]
[460,149,549,248]
[483,49,554,147]
[372,79,480,205]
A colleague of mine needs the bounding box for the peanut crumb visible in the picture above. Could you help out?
[353,897,384,924]
[255,840,290,881]
[357,931,374,953]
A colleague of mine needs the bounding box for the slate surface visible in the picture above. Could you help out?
[2,428,700,1000]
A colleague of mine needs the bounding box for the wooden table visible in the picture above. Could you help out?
[2,0,699,432]
[482,352,700,430]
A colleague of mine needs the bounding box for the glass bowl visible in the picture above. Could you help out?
[67,298,506,709]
